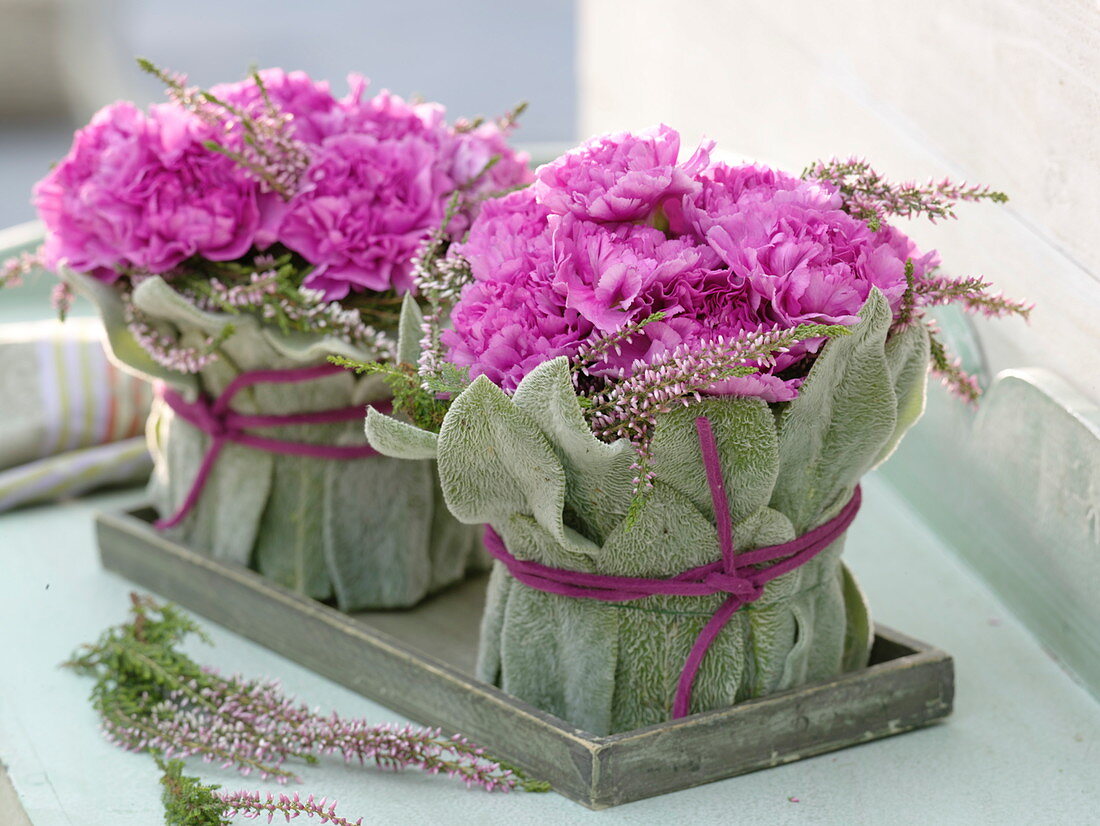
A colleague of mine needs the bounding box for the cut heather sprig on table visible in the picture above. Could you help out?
[65,593,548,823]
[158,756,366,826]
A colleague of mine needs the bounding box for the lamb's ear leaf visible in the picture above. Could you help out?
[871,320,931,469]
[131,275,237,335]
[436,375,568,541]
[770,289,897,532]
[396,293,424,367]
[364,406,439,460]
[58,266,198,391]
[840,562,874,671]
[511,356,636,543]
[650,395,779,527]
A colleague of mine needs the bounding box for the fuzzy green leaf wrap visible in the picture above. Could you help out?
[366,290,930,733]
[61,267,485,610]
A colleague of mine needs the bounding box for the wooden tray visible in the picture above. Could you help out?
[95,507,954,809]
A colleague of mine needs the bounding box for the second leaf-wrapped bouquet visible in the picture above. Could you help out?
[365,126,1027,733]
[29,64,532,609]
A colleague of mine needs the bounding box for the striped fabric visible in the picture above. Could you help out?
[0,318,153,513]
[0,437,150,512]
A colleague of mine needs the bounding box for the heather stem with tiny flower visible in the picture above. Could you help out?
[0,249,41,290]
[216,789,364,825]
[65,593,548,800]
[579,323,848,490]
[137,58,311,198]
[804,156,1009,229]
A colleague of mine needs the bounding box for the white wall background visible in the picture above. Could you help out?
[579,0,1100,399]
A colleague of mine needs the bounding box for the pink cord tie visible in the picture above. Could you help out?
[154,363,389,531]
[482,415,861,720]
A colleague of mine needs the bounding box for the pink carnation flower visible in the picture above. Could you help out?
[271,75,531,299]
[687,163,938,362]
[282,132,456,297]
[533,124,712,223]
[445,127,938,403]
[34,69,532,297]
[34,101,266,280]
[444,190,585,385]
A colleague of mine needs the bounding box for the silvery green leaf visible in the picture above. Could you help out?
[872,320,931,468]
[323,450,435,609]
[599,482,718,576]
[365,407,439,460]
[840,562,873,671]
[475,561,514,686]
[58,266,198,391]
[650,396,779,526]
[511,357,636,543]
[396,293,424,366]
[492,513,619,735]
[770,289,897,532]
[436,375,569,541]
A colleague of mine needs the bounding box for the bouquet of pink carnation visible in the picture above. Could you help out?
[17,61,532,609]
[363,125,1028,733]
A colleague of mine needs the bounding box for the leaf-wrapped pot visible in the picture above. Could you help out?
[367,290,931,734]
[63,268,485,610]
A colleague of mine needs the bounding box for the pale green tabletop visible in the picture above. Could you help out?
[1,475,1098,825]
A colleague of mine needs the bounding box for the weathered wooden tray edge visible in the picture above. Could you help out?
[95,507,955,810]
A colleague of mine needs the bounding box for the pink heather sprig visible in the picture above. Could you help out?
[137,58,311,198]
[68,595,548,826]
[569,311,667,383]
[157,755,364,826]
[0,248,42,289]
[111,672,530,791]
[454,101,529,136]
[804,156,1008,229]
[51,282,74,321]
[410,199,476,384]
[1,245,74,321]
[179,268,395,362]
[71,594,544,793]
[216,789,362,825]
[124,296,234,375]
[914,273,1033,320]
[416,253,474,385]
[927,321,982,405]
[889,260,1029,399]
[581,323,847,489]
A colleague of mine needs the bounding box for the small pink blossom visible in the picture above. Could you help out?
[534,124,712,222]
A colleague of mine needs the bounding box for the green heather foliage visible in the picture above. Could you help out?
[157,757,231,826]
[367,290,930,734]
